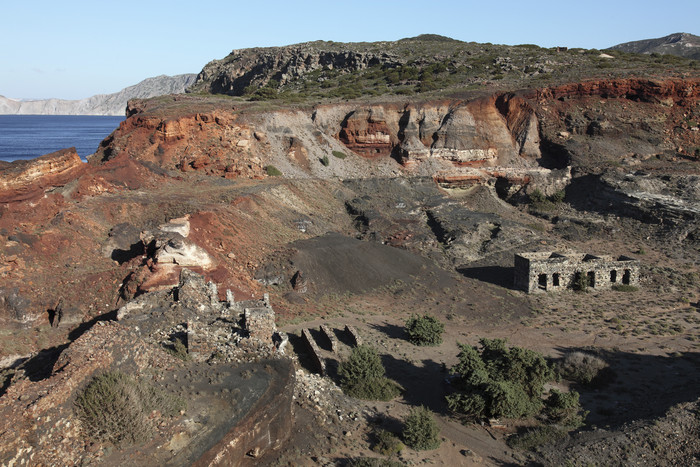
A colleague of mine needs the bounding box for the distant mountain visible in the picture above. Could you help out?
[609,33,700,60]
[0,74,197,116]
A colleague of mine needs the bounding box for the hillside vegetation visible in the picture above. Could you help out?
[187,34,699,103]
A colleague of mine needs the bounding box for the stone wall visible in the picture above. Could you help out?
[244,306,277,343]
[514,251,640,294]
[301,328,326,375]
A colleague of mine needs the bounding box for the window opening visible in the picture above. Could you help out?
[622,269,631,285]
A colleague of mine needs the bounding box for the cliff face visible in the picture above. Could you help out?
[0,74,197,116]
[188,43,401,95]
[94,78,699,192]
[95,93,543,182]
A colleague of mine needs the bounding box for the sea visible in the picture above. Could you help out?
[0,115,125,162]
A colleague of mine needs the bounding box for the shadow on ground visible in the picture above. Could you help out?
[380,353,449,415]
[369,322,406,340]
[458,266,514,289]
[555,346,700,429]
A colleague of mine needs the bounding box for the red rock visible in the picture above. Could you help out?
[0,148,85,203]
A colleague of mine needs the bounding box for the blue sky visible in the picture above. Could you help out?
[1,0,698,99]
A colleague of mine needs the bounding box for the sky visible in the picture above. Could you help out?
[1,0,698,100]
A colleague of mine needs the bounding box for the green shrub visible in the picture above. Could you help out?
[446,339,585,424]
[75,371,184,446]
[338,345,400,401]
[544,389,587,428]
[529,189,546,204]
[163,338,189,361]
[550,190,566,203]
[405,314,444,346]
[507,425,567,451]
[371,429,404,456]
[344,377,401,401]
[320,155,330,166]
[402,406,441,451]
[573,272,589,292]
[446,391,487,418]
[349,458,405,467]
[332,150,347,159]
[528,188,557,211]
[264,165,282,176]
[484,380,541,419]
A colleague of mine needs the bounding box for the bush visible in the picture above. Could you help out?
[446,339,585,424]
[349,458,405,467]
[573,272,589,292]
[544,389,587,428]
[558,351,608,385]
[550,190,566,203]
[371,429,404,456]
[163,337,189,361]
[402,406,441,451]
[338,345,400,401]
[529,189,546,204]
[75,371,184,446]
[264,165,282,176]
[405,314,444,346]
[484,380,540,419]
[320,155,330,166]
[507,425,567,451]
[332,150,347,159]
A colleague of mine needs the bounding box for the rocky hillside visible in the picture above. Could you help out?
[187,35,698,102]
[610,32,700,60]
[0,74,196,116]
[1,36,700,466]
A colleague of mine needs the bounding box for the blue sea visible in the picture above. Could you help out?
[0,115,125,162]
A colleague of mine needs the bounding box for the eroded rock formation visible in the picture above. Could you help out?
[0,148,85,202]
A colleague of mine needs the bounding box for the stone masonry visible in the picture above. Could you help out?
[514,251,640,294]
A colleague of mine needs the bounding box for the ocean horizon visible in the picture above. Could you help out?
[0,115,124,162]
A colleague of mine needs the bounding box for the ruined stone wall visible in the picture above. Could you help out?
[515,252,640,294]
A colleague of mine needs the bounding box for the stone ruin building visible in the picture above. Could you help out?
[514,251,640,293]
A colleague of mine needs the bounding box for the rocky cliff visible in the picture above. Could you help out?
[93,78,699,193]
[187,36,698,102]
[188,41,403,95]
[0,74,197,116]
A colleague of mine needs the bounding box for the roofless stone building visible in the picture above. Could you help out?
[514,251,640,293]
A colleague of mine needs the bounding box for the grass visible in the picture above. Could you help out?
[265,165,282,176]
[612,284,639,292]
[162,338,189,361]
[75,371,185,446]
[371,429,404,456]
